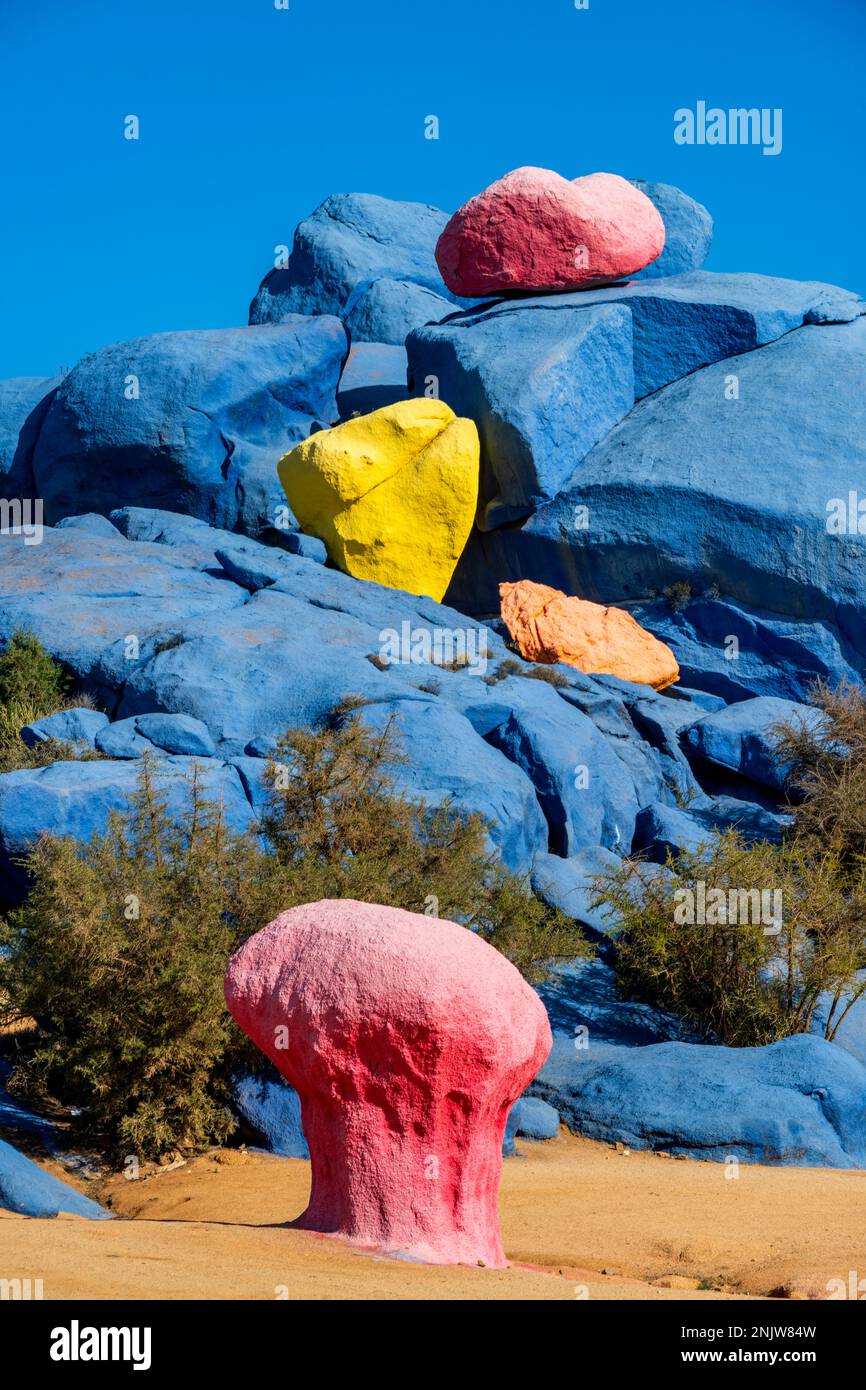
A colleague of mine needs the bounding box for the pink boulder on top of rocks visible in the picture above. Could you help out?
[500,578,680,691]
[436,166,666,297]
[224,899,552,1268]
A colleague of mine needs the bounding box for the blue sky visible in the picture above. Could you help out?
[1,0,863,377]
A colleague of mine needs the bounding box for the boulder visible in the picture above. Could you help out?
[0,1138,111,1219]
[447,318,866,658]
[336,342,409,420]
[545,270,865,399]
[249,193,465,324]
[500,580,679,690]
[232,1075,309,1159]
[632,795,789,862]
[0,526,244,695]
[0,757,256,905]
[408,301,634,528]
[278,399,479,602]
[503,1095,559,1155]
[630,179,713,279]
[94,718,153,759]
[628,596,863,704]
[224,899,552,1265]
[0,374,59,492]
[532,1033,866,1167]
[19,707,108,750]
[531,847,623,937]
[435,168,665,296]
[30,319,348,535]
[486,698,642,856]
[343,277,456,346]
[358,698,549,874]
[683,696,819,793]
[133,713,216,757]
[55,512,124,539]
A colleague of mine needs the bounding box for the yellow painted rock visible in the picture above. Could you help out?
[277,399,479,602]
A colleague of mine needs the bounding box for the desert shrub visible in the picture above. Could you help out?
[774,680,866,861]
[0,628,71,708]
[260,714,585,980]
[0,757,276,1159]
[0,716,587,1159]
[592,830,866,1047]
[0,628,103,772]
[483,656,569,688]
[662,581,692,613]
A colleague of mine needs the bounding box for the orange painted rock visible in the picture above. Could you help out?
[499,579,679,691]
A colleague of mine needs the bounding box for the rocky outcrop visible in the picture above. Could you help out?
[225,899,552,1265]
[248,193,467,326]
[0,1137,110,1219]
[30,320,348,535]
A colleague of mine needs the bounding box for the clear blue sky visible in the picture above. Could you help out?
[1,0,863,377]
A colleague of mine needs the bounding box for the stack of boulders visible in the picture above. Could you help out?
[2,162,866,1185]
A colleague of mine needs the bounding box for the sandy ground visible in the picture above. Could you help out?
[1,1132,864,1300]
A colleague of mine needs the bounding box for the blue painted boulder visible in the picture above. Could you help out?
[0,757,256,904]
[0,374,59,492]
[629,596,863,704]
[408,302,634,528]
[357,697,548,874]
[683,696,820,793]
[0,1138,111,1218]
[55,512,124,540]
[232,1075,309,1159]
[337,343,409,420]
[249,193,465,324]
[0,526,244,697]
[630,180,713,279]
[532,1032,866,1167]
[20,707,109,750]
[486,697,642,856]
[30,319,347,535]
[343,277,456,346]
[531,846,622,937]
[134,712,216,757]
[503,1096,560,1155]
[448,317,866,669]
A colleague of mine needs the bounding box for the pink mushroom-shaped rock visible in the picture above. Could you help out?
[436,166,666,296]
[224,899,552,1266]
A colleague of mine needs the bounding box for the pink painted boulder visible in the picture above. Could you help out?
[436,166,666,296]
[224,899,552,1267]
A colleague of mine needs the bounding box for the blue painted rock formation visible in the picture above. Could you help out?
[29,320,347,535]
[343,277,456,346]
[629,179,713,279]
[0,1138,111,1219]
[248,193,467,326]
[532,1033,866,1167]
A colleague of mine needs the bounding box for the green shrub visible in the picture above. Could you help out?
[0,628,71,708]
[0,716,588,1160]
[662,581,692,613]
[0,629,102,772]
[592,830,866,1047]
[0,757,276,1159]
